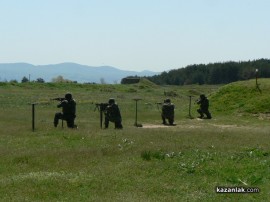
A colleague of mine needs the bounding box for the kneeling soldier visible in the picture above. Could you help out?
[162,98,175,125]
[54,93,77,128]
[196,94,212,119]
[104,98,123,129]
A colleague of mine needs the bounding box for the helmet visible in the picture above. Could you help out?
[200,94,206,99]
[165,98,171,103]
[65,93,72,100]
[108,98,115,104]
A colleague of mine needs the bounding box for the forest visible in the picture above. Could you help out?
[146,58,270,85]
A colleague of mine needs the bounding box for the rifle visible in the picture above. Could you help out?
[95,103,109,128]
[51,97,65,101]
[195,98,203,105]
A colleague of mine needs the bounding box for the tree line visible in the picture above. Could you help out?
[5,75,78,84]
[147,59,270,85]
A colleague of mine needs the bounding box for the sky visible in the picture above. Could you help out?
[0,0,270,72]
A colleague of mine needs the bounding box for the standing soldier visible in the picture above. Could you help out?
[104,98,123,129]
[196,94,212,119]
[54,93,77,128]
[161,98,175,125]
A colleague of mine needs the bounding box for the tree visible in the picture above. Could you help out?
[36,78,45,83]
[147,59,270,85]
[21,76,29,83]
[100,78,106,84]
[51,75,72,83]
[9,79,18,83]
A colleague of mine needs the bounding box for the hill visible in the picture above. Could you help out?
[210,78,270,114]
[0,62,158,83]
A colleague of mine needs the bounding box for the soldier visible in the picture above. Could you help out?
[104,98,123,129]
[54,93,77,128]
[161,98,175,125]
[196,94,212,119]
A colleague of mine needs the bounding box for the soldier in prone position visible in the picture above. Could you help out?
[104,98,123,129]
[161,98,175,125]
[54,93,77,128]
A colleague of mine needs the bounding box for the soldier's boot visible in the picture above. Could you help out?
[67,118,78,128]
[206,112,212,119]
[169,119,174,125]
[104,123,109,129]
[115,122,123,129]
[54,119,58,127]
[197,109,204,119]
[162,117,167,125]
[104,117,109,129]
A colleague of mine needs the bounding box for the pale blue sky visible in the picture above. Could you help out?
[1,0,269,71]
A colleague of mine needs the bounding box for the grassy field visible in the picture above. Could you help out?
[0,79,270,201]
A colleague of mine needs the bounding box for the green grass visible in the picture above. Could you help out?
[211,78,270,114]
[0,80,270,201]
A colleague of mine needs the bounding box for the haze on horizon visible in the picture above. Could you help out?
[1,0,269,72]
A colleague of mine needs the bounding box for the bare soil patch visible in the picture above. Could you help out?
[142,124,176,129]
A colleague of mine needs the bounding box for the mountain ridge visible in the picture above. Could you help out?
[0,63,159,83]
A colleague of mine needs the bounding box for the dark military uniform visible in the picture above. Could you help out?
[162,99,175,125]
[104,98,123,129]
[54,93,77,128]
[197,94,212,119]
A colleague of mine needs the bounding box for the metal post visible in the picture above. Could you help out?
[133,98,142,127]
[100,109,103,129]
[255,69,258,86]
[31,103,37,131]
[255,69,261,93]
[135,100,138,125]
[188,96,193,118]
